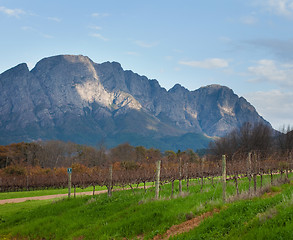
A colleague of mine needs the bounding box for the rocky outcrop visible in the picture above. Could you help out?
[0,54,271,150]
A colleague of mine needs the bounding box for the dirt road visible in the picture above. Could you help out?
[0,186,151,205]
[0,190,108,204]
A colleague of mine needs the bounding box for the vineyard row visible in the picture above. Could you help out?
[1,152,292,195]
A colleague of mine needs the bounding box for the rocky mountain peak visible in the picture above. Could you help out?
[33,54,92,67]
[0,54,272,150]
[13,63,29,72]
[169,83,188,92]
[32,54,97,82]
[197,84,234,94]
[0,63,29,78]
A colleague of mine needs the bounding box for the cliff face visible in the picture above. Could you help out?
[0,54,270,150]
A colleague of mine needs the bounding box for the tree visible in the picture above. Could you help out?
[210,122,273,160]
[145,148,161,163]
[277,126,293,154]
[164,150,176,161]
[109,143,136,163]
[185,149,200,163]
[135,146,147,162]
[209,129,239,159]
[239,122,272,153]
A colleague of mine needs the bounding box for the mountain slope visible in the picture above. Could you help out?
[0,54,271,150]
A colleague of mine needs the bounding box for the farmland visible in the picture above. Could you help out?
[0,173,292,240]
[0,124,292,239]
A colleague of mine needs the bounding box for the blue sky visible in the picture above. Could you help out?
[0,0,293,130]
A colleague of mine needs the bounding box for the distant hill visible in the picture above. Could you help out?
[0,55,271,151]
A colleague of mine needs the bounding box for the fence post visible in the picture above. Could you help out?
[68,169,72,198]
[247,152,252,196]
[155,160,161,200]
[26,175,29,191]
[171,180,174,198]
[185,162,189,191]
[287,151,292,178]
[200,157,204,192]
[108,164,113,197]
[289,151,293,172]
[179,157,182,195]
[253,152,257,195]
[222,155,226,204]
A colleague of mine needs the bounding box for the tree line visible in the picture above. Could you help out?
[0,141,195,169]
[210,123,293,160]
[0,123,292,194]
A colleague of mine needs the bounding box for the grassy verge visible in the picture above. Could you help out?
[0,187,95,200]
[0,178,223,240]
[0,174,292,239]
[0,182,153,200]
[173,182,293,240]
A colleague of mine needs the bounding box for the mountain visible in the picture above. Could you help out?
[0,55,271,151]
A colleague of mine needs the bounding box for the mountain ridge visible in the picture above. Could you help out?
[0,54,271,151]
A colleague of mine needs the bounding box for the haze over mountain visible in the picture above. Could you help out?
[0,55,271,151]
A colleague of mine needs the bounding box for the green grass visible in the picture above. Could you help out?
[0,186,98,200]
[173,182,293,240]
[0,179,223,239]
[0,182,153,200]
[0,174,292,240]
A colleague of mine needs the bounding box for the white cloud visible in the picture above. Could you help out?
[89,33,109,41]
[256,0,293,17]
[134,40,159,48]
[88,25,102,30]
[21,26,35,31]
[0,6,25,17]
[240,15,258,24]
[248,59,293,87]
[179,58,229,69]
[244,90,293,129]
[21,25,53,39]
[165,56,174,61]
[47,17,61,22]
[41,34,54,39]
[173,49,184,53]
[91,12,109,18]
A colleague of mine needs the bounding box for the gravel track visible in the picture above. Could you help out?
[0,190,108,204]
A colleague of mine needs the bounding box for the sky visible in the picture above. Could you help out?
[0,0,293,130]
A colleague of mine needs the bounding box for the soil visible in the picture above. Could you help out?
[153,208,220,240]
[0,185,151,205]
[0,190,108,204]
[261,191,280,199]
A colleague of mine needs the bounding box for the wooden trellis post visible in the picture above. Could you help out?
[155,160,161,200]
[179,157,182,195]
[253,152,257,195]
[108,164,113,197]
[67,168,72,198]
[222,155,226,203]
[289,152,293,172]
[247,152,252,196]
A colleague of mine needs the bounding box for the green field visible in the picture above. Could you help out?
[0,182,154,200]
[0,174,292,240]
[0,186,95,200]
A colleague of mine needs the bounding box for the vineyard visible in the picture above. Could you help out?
[1,123,292,198]
[1,124,293,239]
[1,151,292,200]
